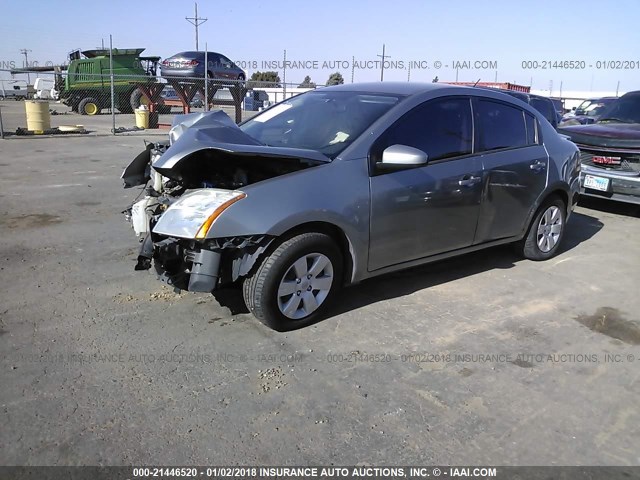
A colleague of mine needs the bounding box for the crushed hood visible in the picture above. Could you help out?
[153,111,331,176]
[122,110,332,187]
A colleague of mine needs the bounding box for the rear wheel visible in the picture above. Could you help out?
[242,233,343,331]
[516,196,566,261]
[78,97,101,115]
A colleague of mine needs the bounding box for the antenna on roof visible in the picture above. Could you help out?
[473,78,481,87]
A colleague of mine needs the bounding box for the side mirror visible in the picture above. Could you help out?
[572,107,576,111]
[379,144,428,168]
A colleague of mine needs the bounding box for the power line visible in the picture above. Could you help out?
[185,2,207,51]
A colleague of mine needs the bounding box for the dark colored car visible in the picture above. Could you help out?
[123,83,580,331]
[160,51,245,84]
[550,98,565,123]
[560,97,617,126]
[558,91,640,204]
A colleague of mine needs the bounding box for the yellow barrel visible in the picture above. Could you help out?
[135,106,149,129]
[25,100,51,132]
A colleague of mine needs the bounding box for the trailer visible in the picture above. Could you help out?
[0,80,29,100]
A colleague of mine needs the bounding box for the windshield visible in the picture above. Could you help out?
[597,95,640,123]
[239,91,403,159]
[574,99,597,114]
[584,102,610,116]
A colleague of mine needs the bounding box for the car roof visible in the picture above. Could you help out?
[168,51,222,57]
[320,82,544,117]
[321,82,452,96]
[621,90,640,98]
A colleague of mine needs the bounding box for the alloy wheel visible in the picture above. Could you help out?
[536,206,563,253]
[277,253,334,320]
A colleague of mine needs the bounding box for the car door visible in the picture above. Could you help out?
[218,55,236,80]
[368,97,483,271]
[206,53,223,79]
[472,98,549,242]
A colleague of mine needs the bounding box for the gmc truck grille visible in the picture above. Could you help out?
[580,150,640,173]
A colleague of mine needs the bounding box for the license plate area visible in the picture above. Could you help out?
[584,174,610,192]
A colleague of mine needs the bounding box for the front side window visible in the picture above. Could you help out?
[476,100,528,151]
[240,91,403,159]
[374,97,473,163]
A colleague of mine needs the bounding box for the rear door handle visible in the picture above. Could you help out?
[458,175,482,187]
[530,161,546,172]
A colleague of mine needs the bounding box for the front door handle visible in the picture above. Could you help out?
[458,175,482,187]
[530,160,546,172]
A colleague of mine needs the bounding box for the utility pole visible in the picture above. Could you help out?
[351,55,355,83]
[377,44,390,81]
[20,49,32,84]
[186,2,207,51]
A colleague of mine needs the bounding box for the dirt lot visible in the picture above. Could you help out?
[0,134,639,466]
[0,98,255,136]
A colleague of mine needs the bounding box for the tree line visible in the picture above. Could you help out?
[247,71,344,88]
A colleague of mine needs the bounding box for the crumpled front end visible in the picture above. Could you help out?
[150,234,273,292]
[121,110,328,292]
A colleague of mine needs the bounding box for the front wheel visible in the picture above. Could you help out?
[78,97,101,115]
[242,233,343,331]
[516,196,566,261]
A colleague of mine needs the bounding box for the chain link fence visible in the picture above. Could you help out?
[0,66,322,137]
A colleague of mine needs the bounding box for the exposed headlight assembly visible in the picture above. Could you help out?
[152,189,246,239]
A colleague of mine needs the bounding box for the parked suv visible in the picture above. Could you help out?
[492,89,561,128]
[560,97,617,126]
[558,91,640,204]
[160,51,245,84]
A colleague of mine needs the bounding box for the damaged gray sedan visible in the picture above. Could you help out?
[122,82,580,331]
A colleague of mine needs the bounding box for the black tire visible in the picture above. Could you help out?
[516,195,566,261]
[242,233,343,331]
[129,88,147,111]
[78,97,101,115]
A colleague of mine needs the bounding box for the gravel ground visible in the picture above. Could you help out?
[0,135,639,466]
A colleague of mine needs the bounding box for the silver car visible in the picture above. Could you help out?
[123,83,580,331]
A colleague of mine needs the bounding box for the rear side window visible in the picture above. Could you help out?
[525,113,538,145]
[476,100,528,151]
[377,97,473,162]
[529,97,556,125]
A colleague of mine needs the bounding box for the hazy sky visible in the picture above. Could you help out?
[1,0,638,92]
